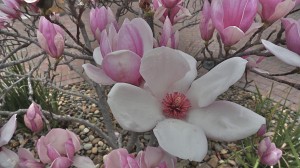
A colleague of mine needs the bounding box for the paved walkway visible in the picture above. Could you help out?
[22,5,299,111]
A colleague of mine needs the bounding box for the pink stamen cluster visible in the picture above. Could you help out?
[162,92,191,119]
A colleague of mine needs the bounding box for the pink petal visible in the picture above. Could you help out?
[53,33,64,58]
[261,39,300,67]
[0,147,19,168]
[140,47,191,99]
[72,156,95,168]
[47,144,61,161]
[107,83,164,132]
[37,30,50,55]
[92,47,103,65]
[104,148,130,167]
[102,50,141,85]
[267,0,295,23]
[65,138,75,160]
[0,114,17,147]
[144,147,176,168]
[187,57,247,108]
[154,7,167,21]
[220,26,245,46]
[18,148,35,161]
[154,119,207,161]
[50,157,72,168]
[99,30,112,58]
[82,63,115,85]
[187,101,266,141]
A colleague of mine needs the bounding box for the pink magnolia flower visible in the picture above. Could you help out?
[18,148,44,168]
[107,47,266,161]
[199,0,215,41]
[82,18,153,86]
[36,128,95,168]
[24,102,44,133]
[0,114,19,168]
[37,16,65,59]
[211,0,262,46]
[153,0,191,24]
[104,147,176,168]
[89,6,117,43]
[258,137,282,166]
[281,18,300,55]
[158,16,179,49]
[0,0,21,19]
[261,39,300,67]
[258,0,295,23]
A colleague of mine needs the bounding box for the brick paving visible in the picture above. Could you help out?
[8,4,299,111]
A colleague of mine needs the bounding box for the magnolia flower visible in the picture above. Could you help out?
[258,137,282,166]
[36,128,95,168]
[24,102,44,133]
[158,16,179,49]
[199,0,215,41]
[108,47,266,161]
[0,114,19,168]
[37,16,65,59]
[104,147,176,168]
[18,148,44,168]
[0,0,21,19]
[258,0,295,23]
[261,39,300,67]
[82,18,153,86]
[281,18,300,55]
[211,0,262,46]
[153,0,191,24]
[89,6,117,43]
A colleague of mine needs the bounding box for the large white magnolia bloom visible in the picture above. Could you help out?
[108,47,266,161]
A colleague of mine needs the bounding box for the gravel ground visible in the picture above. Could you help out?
[3,82,271,168]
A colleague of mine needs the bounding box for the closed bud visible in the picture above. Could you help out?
[258,137,282,166]
[24,102,43,133]
[37,16,65,59]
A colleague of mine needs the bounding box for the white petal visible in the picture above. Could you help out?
[187,101,266,141]
[0,147,19,168]
[82,63,115,85]
[93,47,103,65]
[169,50,197,93]
[187,57,247,108]
[153,119,207,162]
[261,39,300,67]
[0,114,17,147]
[140,47,191,99]
[107,83,164,132]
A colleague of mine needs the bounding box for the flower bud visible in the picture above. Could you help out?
[258,137,282,166]
[159,16,179,49]
[37,16,65,59]
[89,6,117,43]
[24,102,43,133]
[257,124,267,137]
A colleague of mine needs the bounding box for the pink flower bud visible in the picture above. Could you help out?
[199,0,214,41]
[159,16,179,49]
[211,0,259,46]
[160,0,182,9]
[0,0,21,19]
[258,137,282,166]
[24,102,43,133]
[37,16,65,59]
[258,0,295,23]
[281,18,300,55]
[89,6,117,43]
[18,148,44,168]
[257,124,267,137]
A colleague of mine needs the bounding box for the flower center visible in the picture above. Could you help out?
[162,92,191,119]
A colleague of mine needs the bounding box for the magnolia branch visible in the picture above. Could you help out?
[0,109,118,149]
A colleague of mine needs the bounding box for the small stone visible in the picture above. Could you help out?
[79,125,85,130]
[220,149,228,154]
[92,138,100,144]
[207,155,218,168]
[92,147,98,154]
[98,141,104,146]
[83,143,93,150]
[89,135,95,141]
[83,128,89,133]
